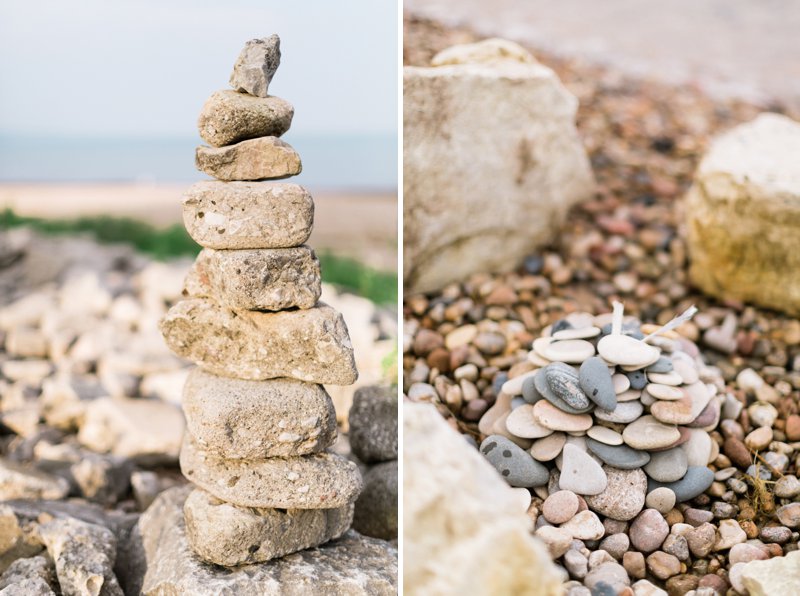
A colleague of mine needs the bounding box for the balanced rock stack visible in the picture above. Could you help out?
[479,303,720,545]
[160,36,362,567]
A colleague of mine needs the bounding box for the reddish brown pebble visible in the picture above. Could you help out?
[786,414,800,441]
[723,437,752,468]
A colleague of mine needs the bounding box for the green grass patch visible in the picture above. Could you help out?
[1,208,397,305]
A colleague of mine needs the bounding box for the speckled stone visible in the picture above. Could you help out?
[534,370,594,414]
[579,356,618,411]
[585,467,647,521]
[629,509,669,553]
[645,487,676,514]
[480,434,549,487]
[586,439,650,470]
[542,490,579,524]
[595,401,644,424]
[647,466,715,502]
[544,363,592,410]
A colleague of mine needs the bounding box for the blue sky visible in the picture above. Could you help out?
[0,0,398,137]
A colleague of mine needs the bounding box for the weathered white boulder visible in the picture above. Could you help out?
[404,402,562,595]
[403,39,594,293]
[686,113,800,315]
[740,550,800,596]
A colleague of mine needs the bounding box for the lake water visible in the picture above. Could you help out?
[0,133,397,191]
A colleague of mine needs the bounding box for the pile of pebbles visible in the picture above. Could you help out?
[480,303,717,518]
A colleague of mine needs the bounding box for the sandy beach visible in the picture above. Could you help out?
[0,183,397,271]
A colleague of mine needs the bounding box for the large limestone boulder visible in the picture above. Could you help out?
[740,550,800,596]
[404,402,563,596]
[686,113,800,315]
[403,39,594,293]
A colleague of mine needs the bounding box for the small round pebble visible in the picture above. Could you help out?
[629,508,669,553]
[643,447,689,483]
[645,487,677,514]
[585,467,647,521]
[543,490,580,524]
[530,432,566,462]
[586,426,623,446]
[560,510,605,541]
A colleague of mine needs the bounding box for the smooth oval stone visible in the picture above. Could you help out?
[559,443,608,496]
[528,352,551,367]
[646,356,673,373]
[647,371,682,386]
[579,356,617,410]
[647,383,684,400]
[532,400,593,432]
[586,438,651,469]
[646,466,714,502]
[594,401,644,424]
[521,375,544,404]
[622,415,681,450]
[585,467,647,521]
[587,426,623,446]
[501,369,538,396]
[687,398,720,429]
[505,404,555,439]
[651,385,711,425]
[626,369,647,390]
[552,326,601,340]
[643,447,689,482]
[532,337,553,359]
[612,374,631,394]
[492,411,533,449]
[478,392,512,435]
[645,487,677,514]
[530,432,566,461]
[672,358,699,384]
[648,426,692,452]
[616,389,642,402]
[480,435,549,488]
[534,371,594,415]
[544,363,591,410]
[597,334,660,367]
[543,339,596,364]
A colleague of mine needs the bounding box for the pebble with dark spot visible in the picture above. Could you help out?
[479,434,549,487]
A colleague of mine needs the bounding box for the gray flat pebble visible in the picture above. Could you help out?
[480,434,549,487]
[544,363,591,410]
[626,369,648,390]
[586,438,650,469]
[521,376,544,404]
[643,448,688,483]
[535,371,594,415]
[579,357,618,410]
[594,400,643,424]
[647,466,714,502]
[646,356,673,373]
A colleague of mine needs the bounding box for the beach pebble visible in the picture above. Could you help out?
[543,339,595,364]
[597,334,659,367]
[646,383,684,400]
[647,371,683,386]
[646,551,680,580]
[626,369,647,390]
[479,434,549,487]
[686,523,716,558]
[612,374,630,394]
[623,416,681,450]
[586,439,650,469]
[672,359,698,384]
[532,401,593,433]
[579,357,617,411]
[559,444,608,496]
[560,510,605,541]
[586,426,623,446]
[647,466,714,502]
[645,487,676,514]
[748,402,778,428]
[534,526,573,558]
[595,401,644,424]
[680,428,713,467]
[530,432,566,461]
[535,371,593,414]
[713,519,747,551]
[729,542,769,565]
[744,426,773,450]
[543,490,580,524]
[629,509,669,553]
[505,404,554,439]
[501,369,538,396]
[544,363,591,410]
[585,467,647,521]
[552,326,600,340]
[774,475,800,499]
[584,562,630,592]
[599,533,630,560]
[643,448,689,483]
[776,503,800,528]
[646,356,673,373]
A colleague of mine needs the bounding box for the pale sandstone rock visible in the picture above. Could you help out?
[197,90,293,147]
[183,488,352,566]
[0,460,68,501]
[182,368,337,459]
[404,41,593,293]
[182,181,314,249]
[77,397,184,462]
[160,298,357,385]
[431,38,537,67]
[404,403,562,596]
[135,487,397,595]
[229,35,281,98]
[740,550,800,596]
[0,556,56,593]
[180,434,362,509]
[183,246,321,311]
[196,136,301,181]
[687,113,800,315]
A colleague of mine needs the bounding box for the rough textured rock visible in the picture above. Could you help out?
[182,181,314,250]
[183,246,321,311]
[740,550,800,596]
[195,136,301,181]
[160,299,357,385]
[182,368,337,459]
[183,488,353,567]
[404,403,562,595]
[348,385,398,463]
[229,35,281,98]
[135,487,397,595]
[0,556,56,593]
[39,517,123,596]
[180,434,362,509]
[0,460,69,501]
[353,461,397,540]
[197,90,293,147]
[404,40,593,293]
[77,397,184,462]
[686,113,800,315]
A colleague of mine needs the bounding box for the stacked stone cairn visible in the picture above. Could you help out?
[479,302,721,555]
[160,35,363,567]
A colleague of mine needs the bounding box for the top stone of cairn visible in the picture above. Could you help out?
[230,35,281,98]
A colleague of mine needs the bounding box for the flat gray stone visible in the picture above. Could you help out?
[229,35,281,98]
[182,368,337,459]
[479,434,549,487]
[348,386,398,464]
[353,461,397,540]
[135,487,397,595]
[184,246,321,311]
[594,400,643,424]
[195,136,301,182]
[558,444,607,496]
[643,448,689,483]
[182,181,314,250]
[197,90,293,147]
[543,363,591,410]
[586,438,650,469]
[647,466,715,502]
[180,434,362,509]
[579,356,618,410]
[161,299,357,385]
[646,357,673,373]
[184,488,353,566]
[626,369,648,390]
